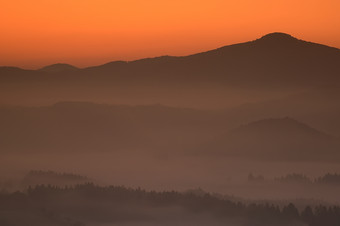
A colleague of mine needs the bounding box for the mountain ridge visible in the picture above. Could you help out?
[2,32,339,71]
[1,32,340,108]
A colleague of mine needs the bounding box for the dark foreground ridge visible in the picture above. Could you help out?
[0,183,339,226]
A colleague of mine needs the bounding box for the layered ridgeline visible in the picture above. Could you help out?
[1,33,340,108]
[0,102,339,162]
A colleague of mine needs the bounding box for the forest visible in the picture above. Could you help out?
[1,183,340,226]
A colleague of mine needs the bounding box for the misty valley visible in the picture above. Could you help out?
[1,33,340,225]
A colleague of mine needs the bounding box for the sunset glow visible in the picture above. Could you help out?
[1,0,340,68]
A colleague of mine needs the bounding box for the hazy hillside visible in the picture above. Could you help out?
[218,89,340,136]
[205,118,340,161]
[0,101,338,162]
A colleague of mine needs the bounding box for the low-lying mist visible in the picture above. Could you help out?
[2,152,340,204]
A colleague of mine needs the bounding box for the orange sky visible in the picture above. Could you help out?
[1,0,340,69]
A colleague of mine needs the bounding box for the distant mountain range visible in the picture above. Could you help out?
[1,32,340,108]
[3,32,340,85]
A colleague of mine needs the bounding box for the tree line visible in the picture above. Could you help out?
[0,183,339,226]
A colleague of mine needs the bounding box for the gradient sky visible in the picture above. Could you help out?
[1,0,340,69]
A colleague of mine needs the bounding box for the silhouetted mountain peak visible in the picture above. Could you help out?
[40,63,79,73]
[255,32,302,47]
[260,32,296,40]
